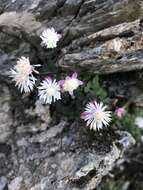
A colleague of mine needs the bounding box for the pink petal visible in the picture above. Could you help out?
[69,91,74,97]
[58,80,65,86]
[58,34,62,40]
[72,72,78,78]
[115,107,125,118]
[81,112,88,119]
[78,80,83,85]
[45,76,52,81]
[65,76,71,80]
[93,100,98,107]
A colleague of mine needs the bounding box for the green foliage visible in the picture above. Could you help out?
[117,110,143,140]
[60,75,108,120]
[98,177,129,190]
[83,75,107,100]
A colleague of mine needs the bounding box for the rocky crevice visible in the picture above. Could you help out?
[0,0,142,190]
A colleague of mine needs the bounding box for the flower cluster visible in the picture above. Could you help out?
[10,28,83,105]
[10,27,113,132]
[38,73,83,104]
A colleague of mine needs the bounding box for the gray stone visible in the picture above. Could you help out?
[8,177,23,190]
[0,0,143,79]
[25,100,51,129]
[0,1,141,190]
[0,82,137,190]
[0,177,7,190]
[0,118,135,190]
[0,86,13,143]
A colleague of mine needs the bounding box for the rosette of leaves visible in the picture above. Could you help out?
[84,76,107,101]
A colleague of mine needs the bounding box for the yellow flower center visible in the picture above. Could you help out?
[95,111,103,121]
[63,79,78,92]
[46,86,55,96]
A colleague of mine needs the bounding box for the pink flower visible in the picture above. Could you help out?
[81,100,112,131]
[115,107,125,118]
[59,72,83,97]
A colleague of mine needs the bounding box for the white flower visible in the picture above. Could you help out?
[81,100,112,131]
[38,78,61,104]
[10,56,39,93]
[135,117,143,129]
[59,72,83,97]
[40,28,61,48]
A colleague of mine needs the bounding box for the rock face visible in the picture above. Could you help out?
[0,84,136,190]
[0,82,136,190]
[0,97,135,190]
[0,83,136,190]
[0,0,143,78]
[0,85,13,143]
[0,0,141,190]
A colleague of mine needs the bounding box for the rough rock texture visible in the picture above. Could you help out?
[0,83,136,190]
[0,0,142,190]
[0,1,143,103]
[0,0,143,78]
[0,88,135,190]
[0,84,13,143]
